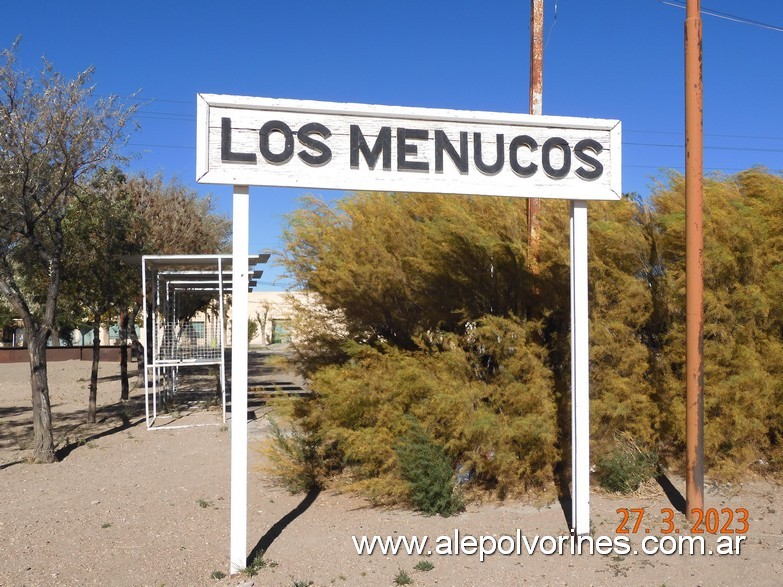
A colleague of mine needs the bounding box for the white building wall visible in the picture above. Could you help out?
[226,291,309,348]
[247,291,287,347]
[148,291,311,349]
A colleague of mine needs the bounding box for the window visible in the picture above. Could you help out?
[271,319,292,344]
[190,321,206,338]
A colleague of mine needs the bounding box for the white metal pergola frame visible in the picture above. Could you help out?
[141,254,268,430]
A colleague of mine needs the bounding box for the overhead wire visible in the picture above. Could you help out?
[656,0,783,33]
[126,109,783,145]
[124,67,783,164]
[543,0,558,50]
[116,1,783,160]
[625,142,783,154]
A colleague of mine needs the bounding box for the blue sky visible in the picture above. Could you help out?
[3,1,782,289]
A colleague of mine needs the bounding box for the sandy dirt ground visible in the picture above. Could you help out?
[1,352,781,587]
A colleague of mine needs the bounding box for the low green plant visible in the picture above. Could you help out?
[196,498,213,509]
[266,417,324,493]
[241,561,261,578]
[242,552,276,577]
[394,569,413,585]
[101,522,112,529]
[161,393,176,414]
[202,392,221,410]
[291,580,313,587]
[248,318,260,343]
[413,560,434,572]
[396,418,463,517]
[210,570,226,580]
[116,403,134,426]
[596,437,659,494]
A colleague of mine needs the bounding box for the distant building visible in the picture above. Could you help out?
[1,291,309,350]
[247,291,299,347]
[160,290,309,349]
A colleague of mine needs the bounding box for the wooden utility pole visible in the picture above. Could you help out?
[685,0,705,519]
[528,0,544,260]
[527,0,590,535]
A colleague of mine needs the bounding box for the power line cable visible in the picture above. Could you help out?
[136,110,194,118]
[129,142,195,150]
[126,107,783,143]
[114,97,783,144]
[627,129,783,141]
[124,95,192,104]
[657,0,783,33]
[544,0,559,51]
[625,165,776,171]
[625,141,783,153]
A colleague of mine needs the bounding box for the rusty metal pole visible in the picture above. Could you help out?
[685,0,705,520]
[527,0,543,260]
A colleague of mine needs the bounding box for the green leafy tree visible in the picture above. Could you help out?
[60,167,140,421]
[0,42,136,462]
[59,169,232,411]
[248,318,259,343]
[0,297,17,343]
[123,172,230,256]
[119,172,231,389]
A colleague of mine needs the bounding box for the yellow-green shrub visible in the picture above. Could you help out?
[278,317,558,504]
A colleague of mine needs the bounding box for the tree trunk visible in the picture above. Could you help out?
[28,326,56,463]
[258,304,270,347]
[127,304,144,388]
[119,308,130,400]
[87,317,101,423]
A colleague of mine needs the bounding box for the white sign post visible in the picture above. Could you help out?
[196,94,621,572]
[570,200,590,536]
[229,185,249,573]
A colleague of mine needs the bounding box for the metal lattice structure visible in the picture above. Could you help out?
[141,254,268,429]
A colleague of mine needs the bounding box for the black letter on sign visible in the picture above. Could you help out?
[350,125,392,170]
[298,122,332,166]
[397,128,429,172]
[542,137,571,179]
[474,133,504,174]
[435,130,468,173]
[509,135,538,178]
[259,120,295,164]
[221,117,257,163]
[574,138,604,180]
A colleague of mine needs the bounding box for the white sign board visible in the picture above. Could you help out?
[197,94,621,200]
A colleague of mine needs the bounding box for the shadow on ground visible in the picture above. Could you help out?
[656,474,687,514]
[1,350,304,465]
[247,487,322,567]
[0,396,147,465]
[55,416,146,460]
